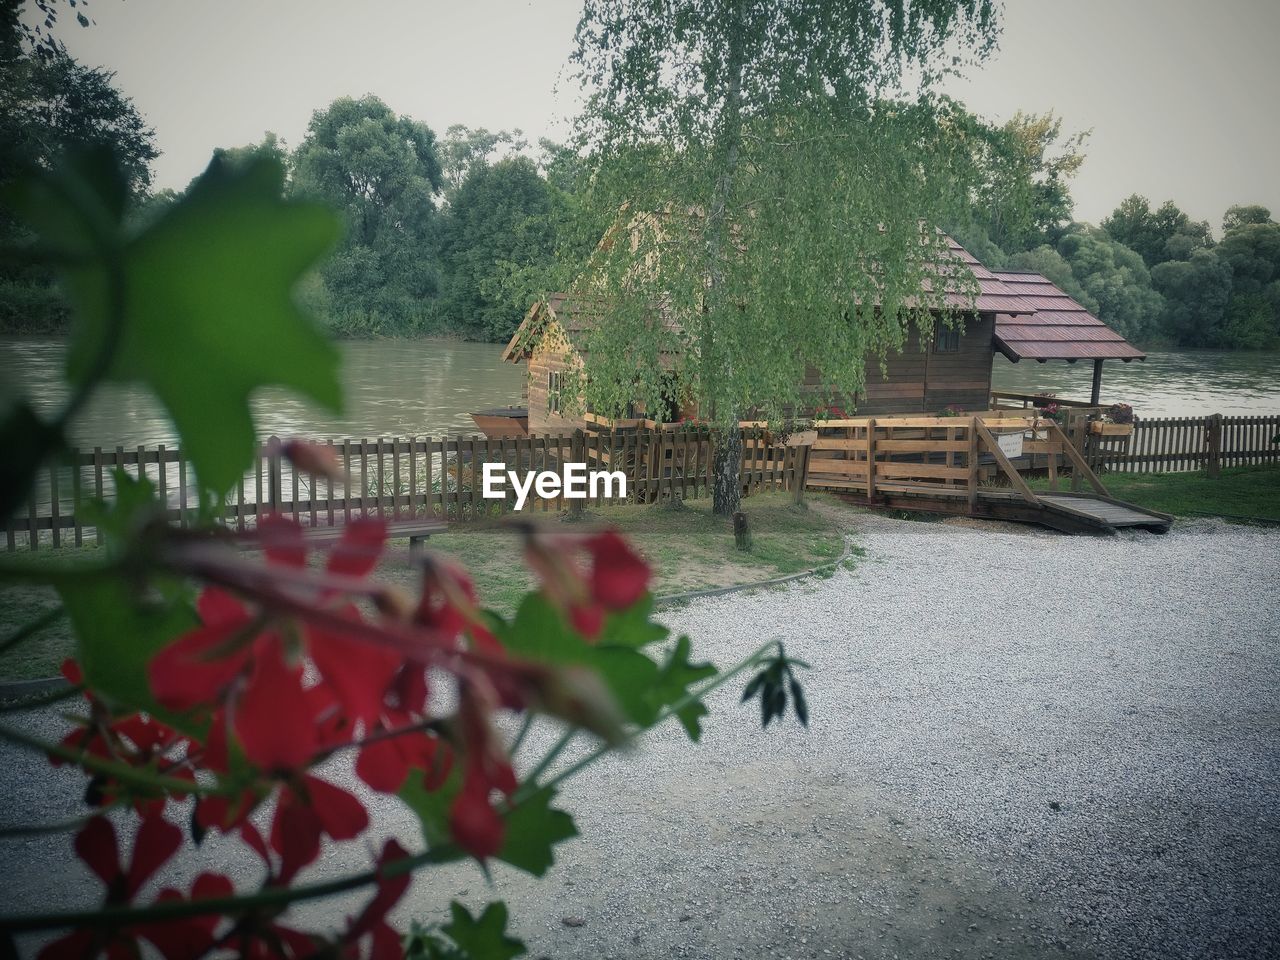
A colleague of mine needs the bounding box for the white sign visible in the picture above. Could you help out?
[996,431,1024,460]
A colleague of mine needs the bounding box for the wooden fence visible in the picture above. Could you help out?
[1086,413,1280,475]
[4,426,810,551]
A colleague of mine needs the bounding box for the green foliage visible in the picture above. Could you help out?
[0,11,158,333]
[497,787,579,875]
[406,903,528,960]
[4,149,343,497]
[1220,293,1278,350]
[560,0,1001,448]
[1055,226,1164,341]
[1150,248,1234,347]
[740,643,810,728]
[437,157,558,340]
[291,96,444,335]
[1102,195,1213,268]
[969,110,1088,253]
[1222,204,1272,234]
[439,125,527,199]
[495,593,713,734]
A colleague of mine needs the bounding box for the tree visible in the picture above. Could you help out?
[562,0,1000,515]
[438,156,558,340]
[1216,219,1280,347]
[1102,195,1212,268]
[972,110,1087,253]
[291,96,443,334]
[0,5,158,331]
[438,124,527,199]
[1056,226,1164,341]
[1222,204,1272,234]
[1150,249,1233,346]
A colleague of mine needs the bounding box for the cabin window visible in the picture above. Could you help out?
[547,371,562,414]
[933,327,961,353]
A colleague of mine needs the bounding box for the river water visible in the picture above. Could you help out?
[1,338,1276,448]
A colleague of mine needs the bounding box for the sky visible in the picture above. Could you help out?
[45,0,1280,232]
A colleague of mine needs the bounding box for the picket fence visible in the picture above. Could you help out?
[5,426,810,550]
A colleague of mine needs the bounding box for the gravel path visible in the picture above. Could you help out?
[2,511,1278,959]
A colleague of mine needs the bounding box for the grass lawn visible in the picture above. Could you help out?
[0,491,848,682]
[1032,463,1280,521]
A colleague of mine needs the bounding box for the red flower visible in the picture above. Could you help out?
[269,775,369,884]
[355,718,452,795]
[133,872,235,960]
[233,637,317,772]
[76,814,182,903]
[341,840,414,960]
[448,682,517,861]
[39,814,190,959]
[584,531,650,610]
[148,588,260,712]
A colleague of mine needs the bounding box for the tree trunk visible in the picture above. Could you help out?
[713,425,742,516]
[706,2,745,519]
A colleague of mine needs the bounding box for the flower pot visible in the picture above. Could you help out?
[1090,422,1133,437]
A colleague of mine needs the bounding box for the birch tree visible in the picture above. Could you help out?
[560,0,1001,514]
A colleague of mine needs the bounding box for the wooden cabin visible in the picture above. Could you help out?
[501,236,1144,433]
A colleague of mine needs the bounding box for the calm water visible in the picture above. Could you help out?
[1,338,1276,447]
[0,338,526,447]
[993,351,1279,417]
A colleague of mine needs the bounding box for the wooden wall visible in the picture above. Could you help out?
[523,311,997,428]
[802,313,994,416]
[526,333,586,434]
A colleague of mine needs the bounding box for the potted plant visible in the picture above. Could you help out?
[1090,402,1135,436]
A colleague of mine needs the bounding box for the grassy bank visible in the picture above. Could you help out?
[1034,463,1280,521]
[0,492,848,682]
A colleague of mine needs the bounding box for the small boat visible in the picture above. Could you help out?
[470,406,529,439]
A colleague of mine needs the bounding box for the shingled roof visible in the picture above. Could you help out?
[991,270,1145,362]
[504,238,1143,365]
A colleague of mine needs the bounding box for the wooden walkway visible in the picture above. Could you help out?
[808,413,1173,535]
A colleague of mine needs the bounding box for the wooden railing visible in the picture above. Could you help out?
[5,427,810,551]
[1085,413,1280,475]
[807,412,1035,502]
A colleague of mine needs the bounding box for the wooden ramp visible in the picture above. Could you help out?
[806,414,1173,536]
[1036,493,1172,534]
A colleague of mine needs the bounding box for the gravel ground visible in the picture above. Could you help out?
[2,511,1278,959]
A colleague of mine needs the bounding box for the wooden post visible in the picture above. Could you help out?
[1207,413,1222,479]
[569,429,585,519]
[792,444,809,504]
[865,418,877,500]
[267,436,283,514]
[1090,359,1104,406]
[966,417,979,512]
[733,510,751,551]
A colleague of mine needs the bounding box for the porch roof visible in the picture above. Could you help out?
[991,270,1146,362]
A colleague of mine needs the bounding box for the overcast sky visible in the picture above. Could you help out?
[48,0,1280,231]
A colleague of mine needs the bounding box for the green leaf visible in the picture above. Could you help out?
[594,593,669,648]
[399,769,577,877]
[498,787,578,877]
[58,576,196,719]
[498,593,662,727]
[0,402,65,521]
[442,902,527,960]
[9,151,343,497]
[648,635,716,741]
[398,766,467,866]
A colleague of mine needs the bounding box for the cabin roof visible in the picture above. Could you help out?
[991,271,1146,362]
[504,238,1141,366]
[937,236,1037,315]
